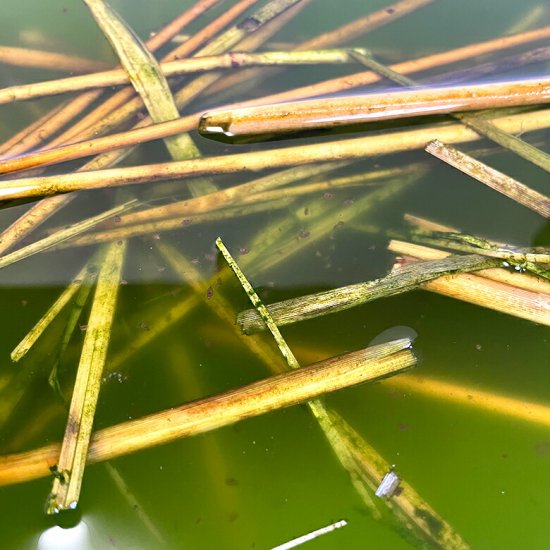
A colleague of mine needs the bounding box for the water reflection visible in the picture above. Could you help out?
[37,520,93,550]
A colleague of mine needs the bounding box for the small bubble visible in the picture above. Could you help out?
[323,192,334,200]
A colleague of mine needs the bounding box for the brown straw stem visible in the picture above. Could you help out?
[0,341,415,487]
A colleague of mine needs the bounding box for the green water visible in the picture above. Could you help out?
[0,0,550,548]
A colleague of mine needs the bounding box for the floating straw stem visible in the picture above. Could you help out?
[0,49,365,106]
[198,78,550,138]
[0,45,110,73]
[0,0,303,261]
[425,139,550,218]
[0,340,415,487]
[46,239,126,513]
[237,254,500,334]
[3,98,550,182]
[2,106,550,202]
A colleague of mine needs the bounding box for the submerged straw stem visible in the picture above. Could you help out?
[46,239,126,513]
[0,341,415,487]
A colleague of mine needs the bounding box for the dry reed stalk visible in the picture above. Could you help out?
[384,374,550,429]
[0,340,415,487]
[199,78,550,138]
[394,255,550,327]
[389,238,550,296]
[0,49,364,106]
[3,106,550,200]
[0,0,222,157]
[82,0,302,159]
[0,45,110,73]
[46,239,126,513]
[84,0,207,181]
[426,139,550,218]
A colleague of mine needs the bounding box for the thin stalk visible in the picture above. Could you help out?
[2,103,547,200]
[46,239,127,514]
[0,200,136,271]
[426,139,550,218]
[386,374,550,429]
[237,254,500,334]
[0,341,415,487]
[0,45,110,73]
[216,237,301,368]
[214,24,550,108]
[11,255,100,362]
[0,49,365,106]
[0,0,301,256]
[59,0,260,143]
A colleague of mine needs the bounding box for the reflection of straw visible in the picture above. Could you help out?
[384,374,550,429]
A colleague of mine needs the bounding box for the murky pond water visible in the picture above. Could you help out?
[0,1,549,548]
